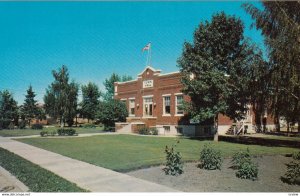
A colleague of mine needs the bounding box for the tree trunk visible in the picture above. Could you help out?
[287,122,290,137]
[214,115,219,142]
[274,112,280,132]
[254,110,262,133]
[75,116,78,127]
[60,116,64,128]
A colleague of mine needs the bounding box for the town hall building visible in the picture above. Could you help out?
[114,66,274,136]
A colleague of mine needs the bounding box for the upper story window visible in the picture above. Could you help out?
[176,95,184,115]
[163,96,171,115]
[129,99,135,116]
[143,80,153,88]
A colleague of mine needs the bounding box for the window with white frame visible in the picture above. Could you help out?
[163,96,171,115]
[143,97,153,116]
[129,99,135,116]
[176,95,184,115]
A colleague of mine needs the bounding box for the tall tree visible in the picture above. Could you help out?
[0,90,18,129]
[244,1,300,132]
[21,85,39,126]
[247,53,271,132]
[44,65,79,127]
[177,12,259,141]
[80,82,101,122]
[103,73,132,101]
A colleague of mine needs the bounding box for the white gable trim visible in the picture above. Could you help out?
[138,66,161,76]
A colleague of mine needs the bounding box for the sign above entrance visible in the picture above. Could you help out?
[143,80,153,88]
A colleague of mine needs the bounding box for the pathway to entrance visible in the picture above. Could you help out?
[0,136,178,192]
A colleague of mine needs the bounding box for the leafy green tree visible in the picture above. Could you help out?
[248,53,271,132]
[177,12,259,140]
[44,65,79,127]
[21,85,39,126]
[0,90,18,129]
[96,99,128,129]
[103,73,132,101]
[80,82,101,122]
[244,2,300,132]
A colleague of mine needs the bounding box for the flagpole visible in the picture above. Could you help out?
[146,49,149,66]
[149,44,152,66]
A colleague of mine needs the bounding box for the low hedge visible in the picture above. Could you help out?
[31,124,43,130]
[138,127,158,135]
[0,147,86,192]
[57,128,77,136]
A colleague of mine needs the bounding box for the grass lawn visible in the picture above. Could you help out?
[250,134,300,142]
[0,126,104,137]
[0,147,86,192]
[17,134,300,172]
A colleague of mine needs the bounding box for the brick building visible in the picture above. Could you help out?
[114,66,275,136]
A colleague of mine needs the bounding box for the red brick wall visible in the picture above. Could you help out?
[114,67,274,127]
[115,67,188,126]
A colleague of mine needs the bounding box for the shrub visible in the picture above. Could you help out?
[31,124,43,130]
[150,127,158,135]
[235,160,258,180]
[138,127,158,135]
[282,151,300,184]
[231,148,251,169]
[40,131,48,137]
[18,120,27,129]
[57,128,76,136]
[138,127,150,135]
[104,126,115,132]
[199,144,223,170]
[164,140,184,176]
[292,151,300,160]
[231,149,258,180]
[82,123,96,128]
[50,131,56,136]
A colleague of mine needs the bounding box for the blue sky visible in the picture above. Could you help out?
[0,1,264,104]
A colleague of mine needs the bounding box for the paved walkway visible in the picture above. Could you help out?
[7,132,116,139]
[0,166,29,192]
[0,137,177,192]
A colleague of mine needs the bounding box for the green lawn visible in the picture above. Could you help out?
[0,147,86,192]
[17,134,299,172]
[249,134,300,142]
[0,126,104,137]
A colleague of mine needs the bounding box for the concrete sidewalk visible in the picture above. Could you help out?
[0,137,178,192]
[0,166,29,192]
[7,132,117,139]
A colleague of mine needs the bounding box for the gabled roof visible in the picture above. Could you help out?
[137,66,161,76]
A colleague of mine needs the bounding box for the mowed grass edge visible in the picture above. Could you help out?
[0,126,104,137]
[16,134,300,172]
[0,147,87,192]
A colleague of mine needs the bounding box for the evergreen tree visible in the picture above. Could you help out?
[44,65,79,127]
[178,12,259,141]
[0,90,18,129]
[80,82,101,122]
[21,85,39,126]
[103,73,132,101]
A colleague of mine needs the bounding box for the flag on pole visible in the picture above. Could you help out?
[142,43,151,52]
